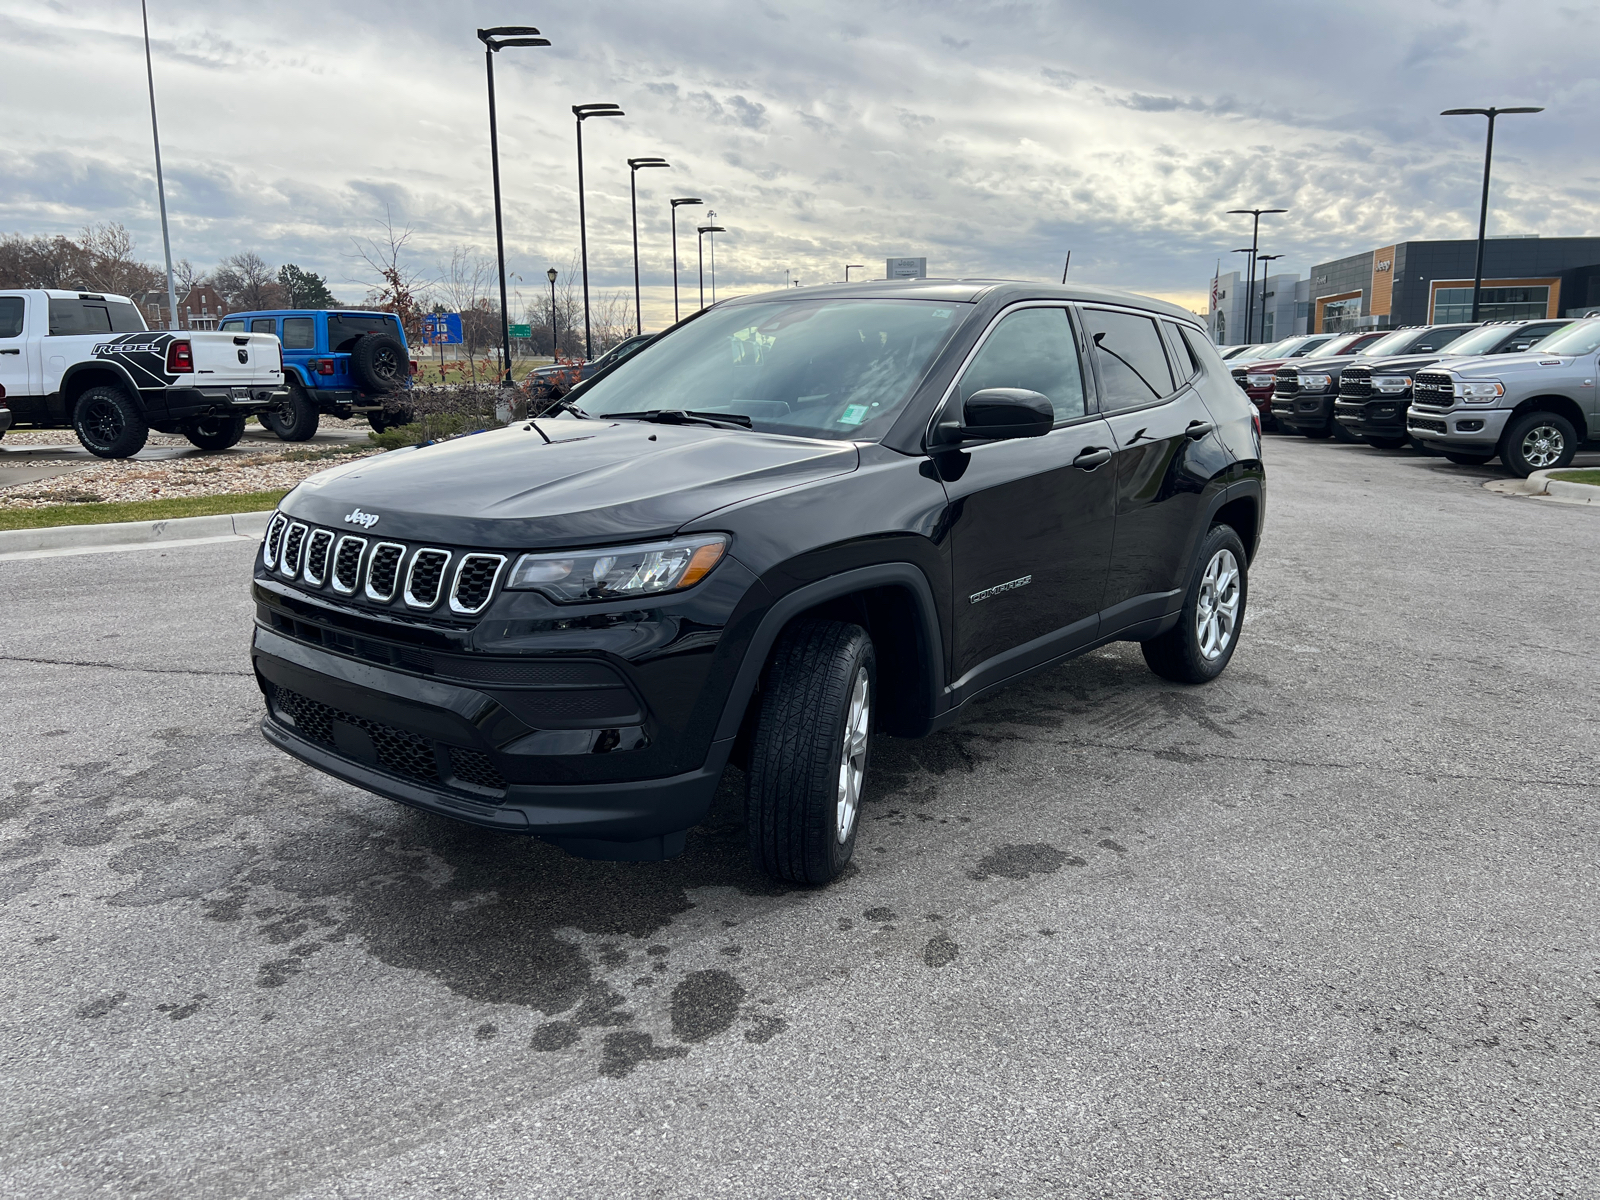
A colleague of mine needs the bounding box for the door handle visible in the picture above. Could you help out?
[1073,446,1113,470]
[1184,420,1215,440]
[0,348,19,355]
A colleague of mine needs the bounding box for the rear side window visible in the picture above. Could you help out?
[1180,326,1233,378]
[1162,322,1200,384]
[282,317,315,350]
[220,319,245,333]
[48,299,147,335]
[327,314,402,353]
[0,296,23,338]
[1082,308,1175,410]
[957,307,1086,423]
[250,318,277,335]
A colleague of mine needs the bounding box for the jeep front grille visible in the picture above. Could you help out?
[303,529,334,585]
[404,549,451,609]
[280,523,308,577]
[263,513,289,568]
[450,554,507,615]
[331,536,366,594]
[365,543,406,601]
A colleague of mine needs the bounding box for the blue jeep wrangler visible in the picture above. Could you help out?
[220,309,415,440]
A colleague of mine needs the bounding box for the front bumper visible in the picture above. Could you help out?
[150,384,289,422]
[1406,405,1509,450]
[252,624,733,859]
[1333,395,1412,439]
[1271,391,1333,432]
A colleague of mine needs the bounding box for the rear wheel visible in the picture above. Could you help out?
[182,412,246,451]
[1443,451,1495,466]
[73,385,148,458]
[350,334,408,394]
[1500,411,1577,478]
[261,380,320,441]
[746,619,874,885]
[1142,524,1248,685]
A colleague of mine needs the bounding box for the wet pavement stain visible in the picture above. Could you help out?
[600,1031,688,1079]
[670,969,747,1043]
[923,933,959,967]
[968,843,1083,881]
[530,1022,581,1051]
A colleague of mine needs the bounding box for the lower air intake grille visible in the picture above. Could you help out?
[451,554,506,614]
[366,543,404,601]
[448,748,508,792]
[304,529,334,584]
[332,536,366,593]
[405,549,451,609]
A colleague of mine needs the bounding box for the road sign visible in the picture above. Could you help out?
[508,324,531,339]
[421,313,463,345]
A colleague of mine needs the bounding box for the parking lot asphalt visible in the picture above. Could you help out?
[2,435,1596,1199]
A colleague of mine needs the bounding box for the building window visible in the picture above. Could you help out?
[1262,311,1275,341]
[1322,297,1363,332]
[1213,311,1226,344]
[1434,285,1550,323]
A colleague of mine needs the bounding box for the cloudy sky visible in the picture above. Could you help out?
[3,0,1596,328]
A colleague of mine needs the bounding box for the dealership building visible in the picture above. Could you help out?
[1209,235,1600,345]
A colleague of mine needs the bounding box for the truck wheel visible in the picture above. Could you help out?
[261,381,320,442]
[1443,451,1495,466]
[1142,524,1248,685]
[350,334,408,394]
[1330,420,1358,444]
[1366,435,1408,450]
[1500,411,1577,478]
[1302,426,1333,440]
[182,412,246,451]
[746,619,875,885]
[73,385,149,459]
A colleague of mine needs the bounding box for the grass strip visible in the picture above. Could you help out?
[1547,469,1600,487]
[0,490,287,531]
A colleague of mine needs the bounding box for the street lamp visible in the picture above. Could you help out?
[140,0,179,330]
[697,223,725,311]
[478,26,551,387]
[1226,207,1287,344]
[1441,106,1545,321]
[547,267,558,359]
[669,197,703,322]
[1230,249,1253,344]
[627,157,670,336]
[573,103,624,360]
[1257,254,1284,341]
[844,264,864,282]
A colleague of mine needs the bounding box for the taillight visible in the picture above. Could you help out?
[166,339,193,373]
[409,359,418,375]
[1251,407,1262,438]
[316,359,335,376]
[276,341,283,373]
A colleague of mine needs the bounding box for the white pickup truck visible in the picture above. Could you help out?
[0,289,288,457]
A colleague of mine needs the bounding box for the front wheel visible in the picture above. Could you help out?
[1142,524,1248,685]
[73,385,149,458]
[1330,419,1359,444]
[746,619,875,885]
[261,381,320,441]
[182,412,246,451]
[1500,411,1577,478]
[1443,451,1496,466]
[1302,425,1333,440]
[1366,435,1408,450]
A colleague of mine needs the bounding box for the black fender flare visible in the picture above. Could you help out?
[60,359,144,413]
[1204,474,1265,560]
[712,562,946,742]
[283,364,313,390]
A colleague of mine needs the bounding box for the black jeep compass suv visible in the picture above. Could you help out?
[252,280,1265,884]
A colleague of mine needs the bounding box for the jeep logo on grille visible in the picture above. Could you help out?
[343,508,380,528]
[238,348,249,364]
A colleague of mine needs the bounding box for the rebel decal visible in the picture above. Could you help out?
[91,332,179,388]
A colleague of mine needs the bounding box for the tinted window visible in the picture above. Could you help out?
[327,314,403,353]
[48,299,146,335]
[1408,326,1477,354]
[1181,326,1232,377]
[1287,335,1334,358]
[575,298,963,441]
[956,308,1086,423]
[282,317,315,350]
[0,296,23,338]
[1536,320,1600,356]
[1162,322,1200,383]
[220,318,245,333]
[1082,308,1174,409]
[250,318,277,335]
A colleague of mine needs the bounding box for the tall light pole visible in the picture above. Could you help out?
[140,0,179,329]
[1257,253,1284,341]
[573,103,624,360]
[844,264,864,282]
[1230,249,1253,344]
[1227,206,1287,344]
[697,223,725,311]
[627,157,670,336]
[547,267,558,359]
[478,26,550,387]
[1441,106,1545,322]
[669,197,703,323]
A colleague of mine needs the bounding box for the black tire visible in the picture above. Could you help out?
[368,405,413,433]
[182,412,246,451]
[1302,425,1333,440]
[350,334,408,394]
[261,380,320,442]
[746,619,875,885]
[1330,420,1359,444]
[73,385,148,458]
[1443,451,1496,466]
[1500,410,1577,478]
[1142,524,1248,685]
[1366,435,1408,450]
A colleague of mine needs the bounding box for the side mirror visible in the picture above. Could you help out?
[949,388,1054,441]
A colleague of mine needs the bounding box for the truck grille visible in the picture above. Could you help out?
[1340,367,1372,399]
[269,683,507,797]
[1412,371,1455,409]
[1274,370,1299,396]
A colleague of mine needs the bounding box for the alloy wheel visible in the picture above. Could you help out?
[1195,548,1241,661]
[1520,424,1566,469]
[836,666,870,843]
[84,399,122,443]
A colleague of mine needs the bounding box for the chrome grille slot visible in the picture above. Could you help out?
[450,553,507,615]
[303,529,334,586]
[279,523,308,577]
[262,512,288,568]
[404,549,451,610]
[365,543,406,602]
[331,536,366,594]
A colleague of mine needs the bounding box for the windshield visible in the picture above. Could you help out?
[1440,324,1543,356]
[1532,320,1600,356]
[1358,329,1424,357]
[572,298,965,440]
[1258,337,1303,358]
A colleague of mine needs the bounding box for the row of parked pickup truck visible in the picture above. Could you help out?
[1223,315,1600,476]
[0,289,417,457]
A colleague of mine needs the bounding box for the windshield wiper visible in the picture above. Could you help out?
[603,409,754,430]
[545,399,590,418]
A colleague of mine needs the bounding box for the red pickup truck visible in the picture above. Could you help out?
[1229,333,1341,430]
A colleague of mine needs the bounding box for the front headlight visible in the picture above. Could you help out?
[1298,373,1332,391]
[1372,375,1412,394]
[1454,380,1505,404]
[506,534,728,603]
[1245,373,1275,387]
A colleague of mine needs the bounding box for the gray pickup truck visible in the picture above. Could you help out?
[1407,318,1600,474]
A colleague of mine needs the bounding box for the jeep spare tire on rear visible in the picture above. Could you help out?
[350,334,408,394]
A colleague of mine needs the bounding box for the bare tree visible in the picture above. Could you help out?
[589,287,637,354]
[435,246,499,377]
[0,233,81,289]
[76,223,162,296]
[350,209,429,340]
[213,251,284,310]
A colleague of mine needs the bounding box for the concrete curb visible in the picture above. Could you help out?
[1483,470,1600,507]
[0,509,273,558]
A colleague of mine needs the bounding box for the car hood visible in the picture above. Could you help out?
[282,419,861,549]
[1284,353,1364,372]
[1236,358,1290,373]
[1351,353,1454,374]
[1442,352,1584,381]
